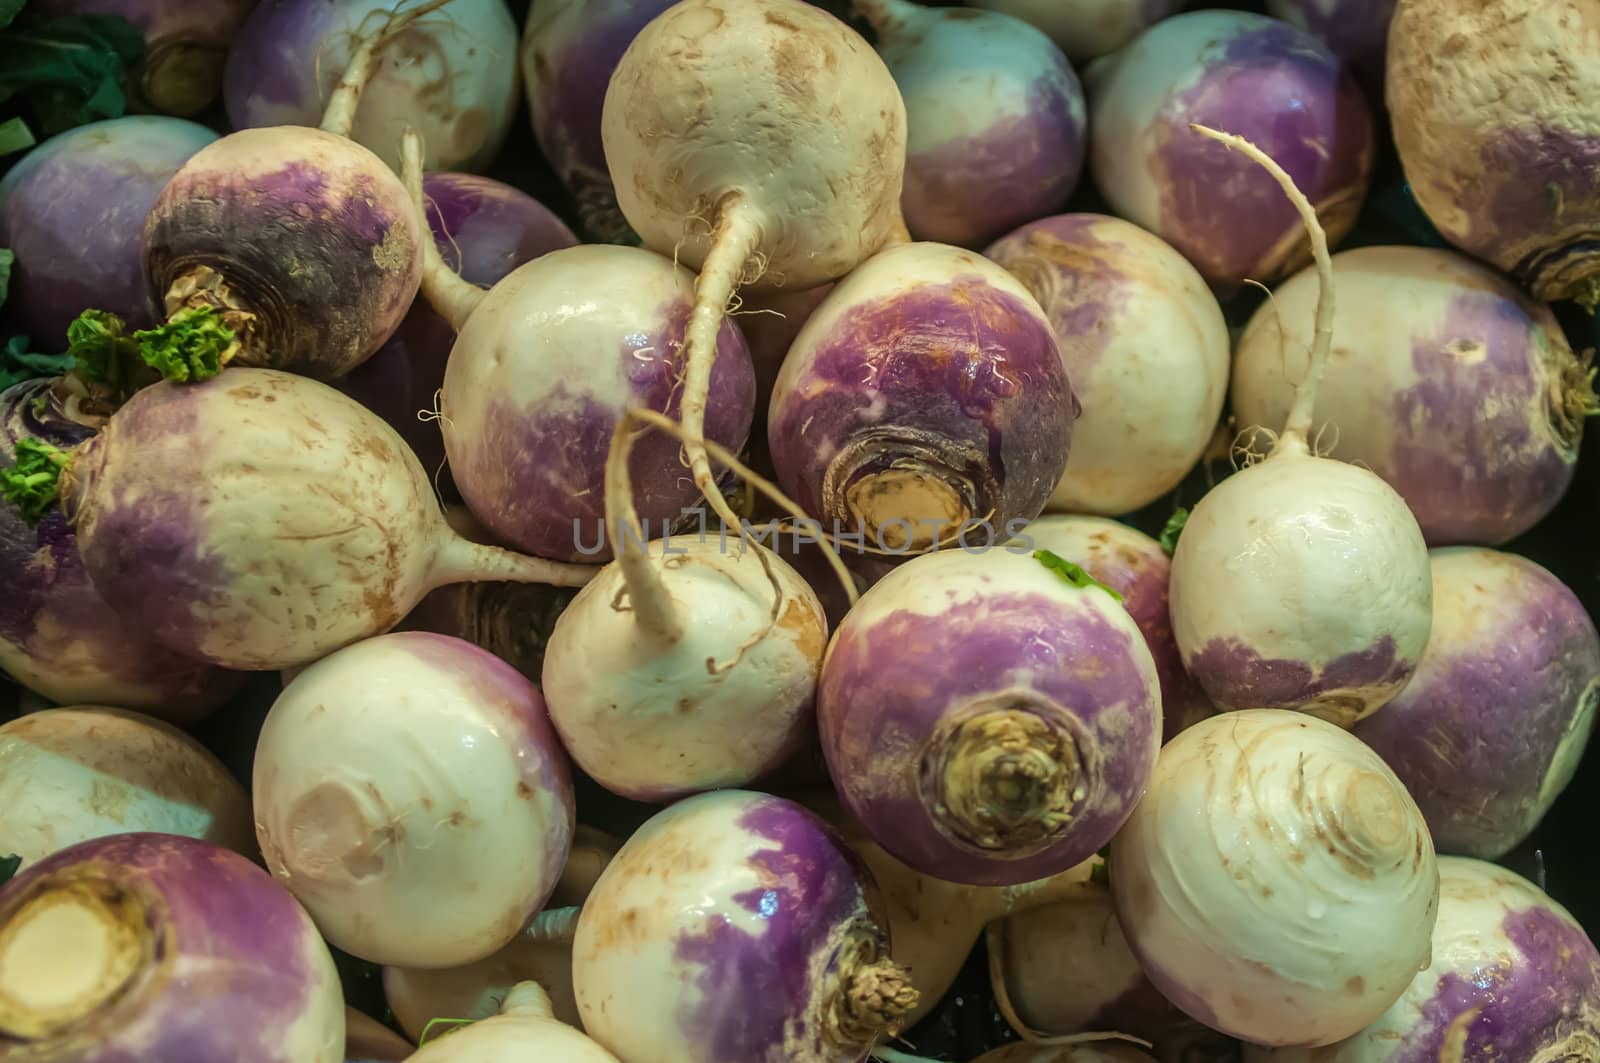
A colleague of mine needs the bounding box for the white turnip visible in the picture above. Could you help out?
[1352,548,1600,860]
[1086,11,1374,289]
[0,706,253,865]
[572,789,918,1063]
[600,0,909,532]
[1166,128,1432,726]
[769,241,1076,553]
[404,981,620,1061]
[965,0,1182,63]
[253,631,575,968]
[0,833,345,1060]
[818,544,1162,886]
[1110,709,1440,1047]
[1232,245,1595,546]
[1387,0,1600,309]
[985,215,1229,515]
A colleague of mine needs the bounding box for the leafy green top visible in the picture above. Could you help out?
[0,6,145,154]
[0,334,73,393]
[0,436,67,524]
[136,305,238,383]
[0,853,19,887]
[1033,549,1122,603]
[1159,507,1189,557]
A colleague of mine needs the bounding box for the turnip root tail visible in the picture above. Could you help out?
[322,0,461,139]
[1189,123,1334,455]
[521,906,582,945]
[499,981,557,1021]
[679,196,764,537]
[429,532,597,590]
[399,128,485,330]
[604,411,686,644]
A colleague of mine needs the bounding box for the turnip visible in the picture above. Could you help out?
[336,170,579,491]
[964,0,1182,63]
[0,706,253,865]
[572,790,918,1062]
[253,630,575,968]
[985,215,1230,516]
[1086,11,1374,289]
[518,0,676,242]
[344,1008,414,1061]
[769,241,1076,553]
[1232,246,1595,546]
[1019,516,1213,743]
[851,0,1086,250]
[405,981,621,1061]
[1244,856,1600,1061]
[0,832,345,1060]
[399,136,756,564]
[1352,547,1600,860]
[819,542,1162,886]
[1166,128,1432,725]
[1264,0,1396,94]
[0,377,242,718]
[541,407,834,800]
[225,0,520,174]
[33,0,258,115]
[10,367,595,672]
[1387,0,1600,309]
[0,117,217,349]
[1110,709,1440,1047]
[600,0,909,533]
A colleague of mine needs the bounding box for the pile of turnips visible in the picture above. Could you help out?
[0,0,1597,1061]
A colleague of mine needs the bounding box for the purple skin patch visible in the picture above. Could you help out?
[0,117,216,348]
[903,60,1086,248]
[456,305,755,563]
[769,278,1075,543]
[336,173,578,496]
[0,381,240,716]
[1273,0,1396,94]
[1153,20,1374,286]
[1387,291,1577,546]
[143,141,418,379]
[1393,906,1600,1060]
[1472,125,1600,295]
[673,795,888,1063]
[220,0,337,121]
[1185,634,1414,718]
[1353,566,1600,859]
[819,593,1160,885]
[0,832,329,1061]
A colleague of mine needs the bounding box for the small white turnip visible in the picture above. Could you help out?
[403,981,620,1062]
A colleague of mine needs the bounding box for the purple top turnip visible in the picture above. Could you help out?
[0,832,345,1060]
[1087,11,1374,289]
[1266,0,1396,96]
[571,789,918,1063]
[0,379,242,717]
[1352,548,1600,860]
[819,545,1162,886]
[985,214,1230,515]
[519,0,676,242]
[1245,857,1600,1061]
[1232,246,1595,546]
[853,0,1087,249]
[224,0,520,174]
[769,241,1076,554]
[600,0,908,534]
[965,0,1184,63]
[1387,0,1600,309]
[0,117,217,350]
[33,0,258,116]
[253,631,575,968]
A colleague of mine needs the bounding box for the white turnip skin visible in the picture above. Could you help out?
[1232,246,1594,546]
[819,546,1162,886]
[253,631,575,968]
[519,0,677,242]
[1166,128,1432,727]
[0,833,345,1061]
[344,1008,413,1061]
[225,0,520,174]
[1352,548,1600,861]
[1244,857,1600,1062]
[572,790,918,1063]
[965,0,1183,63]
[601,0,909,533]
[1086,11,1374,290]
[985,214,1229,515]
[853,0,1086,249]
[404,981,620,1061]
[56,368,595,671]
[1387,0,1600,309]
[1265,0,1396,95]
[1110,710,1440,1048]
[769,241,1076,553]
[0,706,254,866]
